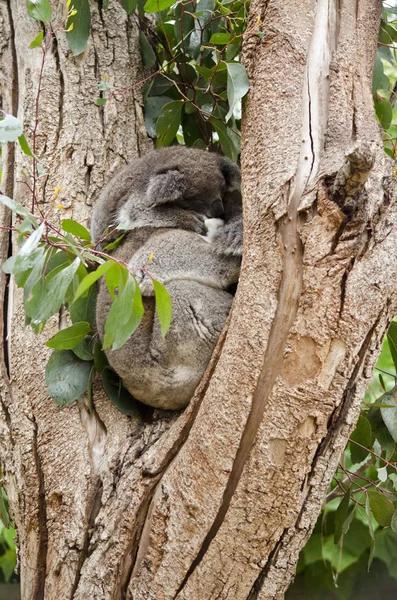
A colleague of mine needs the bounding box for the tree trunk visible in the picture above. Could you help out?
[1,0,395,599]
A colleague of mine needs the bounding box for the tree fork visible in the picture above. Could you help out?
[1,1,396,600]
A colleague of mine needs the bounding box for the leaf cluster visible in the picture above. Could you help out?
[0,192,171,414]
[373,5,397,158]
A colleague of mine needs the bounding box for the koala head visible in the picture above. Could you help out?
[145,148,240,219]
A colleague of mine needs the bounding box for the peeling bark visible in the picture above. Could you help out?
[0,0,395,599]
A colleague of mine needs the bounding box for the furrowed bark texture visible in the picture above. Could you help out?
[0,0,395,599]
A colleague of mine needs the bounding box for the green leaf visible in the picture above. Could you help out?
[153,279,172,337]
[101,367,139,416]
[29,30,44,48]
[95,98,107,106]
[379,22,397,44]
[144,96,174,138]
[0,194,39,226]
[46,322,91,350]
[156,100,184,147]
[148,73,175,96]
[0,114,23,143]
[46,350,93,405]
[334,488,350,544]
[144,0,175,13]
[0,491,10,529]
[391,509,397,534]
[18,134,34,158]
[209,32,231,45]
[87,363,95,412]
[174,2,194,44]
[66,0,91,56]
[366,494,375,571]
[225,39,240,61]
[73,261,116,302]
[61,218,91,241]
[375,98,392,130]
[225,62,249,122]
[368,490,395,527]
[209,117,238,162]
[139,31,156,68]
[103,275,144,350]
[14,224,44,275]
[103,233,126,251]
[93,342,108,373]
[26,0,52,23]
[73,335,94,360]
[387,321,397,372]
[69,284,96,328]
[27,257,81,324]
[380,393,397,442]
[350,414,372,464]
[372,54,389,96]
[105,262,124,301]
[123,0,138,12]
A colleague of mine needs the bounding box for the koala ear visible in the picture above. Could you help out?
[218,156,241,190]
[146,168,187,207]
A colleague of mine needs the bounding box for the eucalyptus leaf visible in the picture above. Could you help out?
[145,96,174,138]
[0,194,39,226]
[29,31,44,49]
[153,279,172,337]
[139,31,156,68]
[334,488,350,544]
[18,134,34,157]
[225,62,249,122]
[368,490,395,527]
[0,114,23,143]
[156,100,184,147]
[144,0,175,13]
[375,98,392,130]
[123,0,138,12]
[103,275,144,350]
[66,0,91,56]
[380,393,397,442]
[372,53,389,96]
[27,257,81,324]
[365,494,375,571]
[26,0,52,23]
[46,350,93,405]
[101,367,139,416]
[73,260,116,302]
[0,490,10,529]
[94,342,108,373]
[350,414,372,464]
[387,321,397,372]
[46,322,91,350]
[73,335,95,361]
[61,219,91,241]
[209,32,231,45]
[69,284,96,328]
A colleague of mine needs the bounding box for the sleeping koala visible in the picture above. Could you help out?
[93,148,242,410]
[91,146,240,245]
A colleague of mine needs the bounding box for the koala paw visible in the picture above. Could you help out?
[190,213,208,235]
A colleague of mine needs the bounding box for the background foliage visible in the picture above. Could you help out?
[1,0,397,595]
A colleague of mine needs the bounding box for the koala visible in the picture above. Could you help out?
[90,146,240,245]
[93,148,242,410]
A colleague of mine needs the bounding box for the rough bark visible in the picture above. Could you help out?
[0,0,395,599]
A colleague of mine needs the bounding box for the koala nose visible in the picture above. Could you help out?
[211,199,224,218]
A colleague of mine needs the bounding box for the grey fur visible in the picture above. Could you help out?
[93,148,242,410]
[90,146,240,245]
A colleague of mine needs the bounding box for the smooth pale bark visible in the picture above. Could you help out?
[0,0,395,599]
